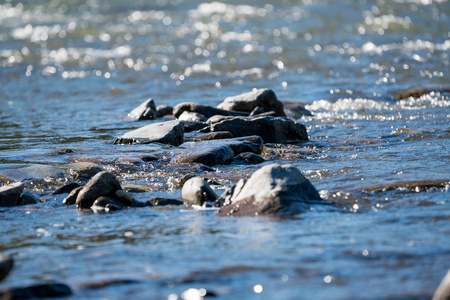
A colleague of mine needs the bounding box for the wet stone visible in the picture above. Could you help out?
[283,101,313,119]
[0,254,13,282]
[128,98,157,121]
[115,189,135,205]
[63,186,83,205]
[393,86,450,100]
[146,197,183,206]
[0,182,24,207]
[156,104,173,118]
[0,283,72,299]
[182,177,218,206]
[0,165,67,182]
[181,120,208,133]
[76,171,121,210]
[51,182,81,195]
[114,120,184,146]
[218,88,286,117]
[68,162,103,180]
[218,164,322,216]
[210,116,308,144]
[233,152,265,165]
[91,196,125,213]
[172,144,234,167]
[18,192,39,206]
[138,154,159,162]
[173,102,248,119]
[184,131,234,142]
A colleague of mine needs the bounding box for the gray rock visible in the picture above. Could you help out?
[91,196,125,213]
[76,171,121,210]
[173,102,248,119]
[283,101,313,119]
[172,144,234,167]
[210,116,308,143]
[180,120,208,133]
[0,283,72,299]
[206,115,235,125]
[115,189,135,205]
[182,177,218,206]
[51,182,81,195]
[218,89,286,117]
[433,269,450,300]
[185,131,234,142]
[114,120,184,146]
[156,105,174,117]
[0,164,67,182]
[63,186,83,205]
[67,162,103,180]
[0,182,24,207]
[18,192,39,205]
[178,111,207,122]
[146,197,183,206]
[233,152,265,165]
[0,254,13,282]
[218,164,322,216]
[129,99,157,121]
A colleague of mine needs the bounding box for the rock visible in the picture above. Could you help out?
[233,152,265,165]
[433,269,450,300]
[178,111,207,122]
[182,177,218,206]
[214,185,235,207]
[128,98,157,121]
[282,101,313,119]
[185,131,234,142]
[0,164,67,182]
[206,115,235,125]
[57,148,73,155]
[156,105,174,117]
[91,196,125,213]
[115,189,135,205]
[18,192,39,205]
[218,164,322,216]
[393,86,450,100]
[138,154,159,162]
[218,89,286,117]
[146,197,183,206]
[67,162,103,180]
[173,102,248,119]
[63,186,83,205]
[51,182,81,195]
[0,283,72,299]
[180,120,208,133]
[0,182,24,207]
[210,116,308,143]
[172,144,234,167]
[249,106,265,116]
[114,120,184,146]
[358,179,450,193]
[0,254,13,282]
[76,171,121,210]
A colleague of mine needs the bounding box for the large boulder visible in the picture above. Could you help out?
[128,98,157,121]
[218,164,322,216]
[76,171,122,209]
[218,89,286,117]
[0,182,24,207]
[210,116,308,143]
[114,120,184,146]
[182,177,218,206]
[173,102,248,119]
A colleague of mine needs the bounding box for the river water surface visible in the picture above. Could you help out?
[1,0,449,299]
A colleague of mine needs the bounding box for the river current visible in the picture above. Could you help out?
[1,0,449,299]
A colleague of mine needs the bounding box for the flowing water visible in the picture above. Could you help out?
[1,0,449,299]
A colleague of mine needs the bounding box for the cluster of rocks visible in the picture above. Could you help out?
[0,182,40,208]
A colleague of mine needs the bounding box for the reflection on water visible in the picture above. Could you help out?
[1,0,449,299]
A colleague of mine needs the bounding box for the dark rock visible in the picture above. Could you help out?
[172,144,234,167]
[219,136,263,155]
[57,148,73,155]
[249,106,265,116]
[218,164,322,216]
[185,131,234,142]
[0,283,72,299]
[393,86,450,100]
[0,254,13,282]
[138,154,159,162]
[233,152,265,165]
[359,179,450,193]
[0,182,24,207]
[433,269,450,300]
[51,182,81,195]
[146,197,183,206]
[210,116,308,143]
[68,162,103,180]
[206,115,235,125]
[173,102,248,119]
[63,186,83,205]
[76,171,121,210]
[129,98,157,121]
[282,101,313,119]
[115,189,135,205]
[218,89,286,117]
[18,192,39,205]
[182,177,218,206]
[114,120,184,146]
[156,105,174,118]
[91,196,125,212]
[181,120,209,133]
[214,185,235,207]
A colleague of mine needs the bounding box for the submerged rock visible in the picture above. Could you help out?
[0,182,24,207]
[393,86,450,100]
[182,177,218,206]
[210,116,308,143]
[91,196,125,212]
[114,120,184,146]
[51,182,81,195]
[115,189,135,206]
[233,152,265,165]
[283,101,313,119]
[146,197,183,206]
[433,269,450,300]
[172,144,234,167]
[173,102,248,119]
[76,171,121,210]
[18,192,39,206]
[218,89,286,117]
[128,98,157,121]
[0,254,13,282]
[63,186,83,205]
[0,283,72,299]
[218,164,322,216]
[0,164,67,182]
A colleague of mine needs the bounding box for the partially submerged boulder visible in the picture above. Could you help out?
[128,98,157,121]
[210,116,308,143]
[76,171,122,210]
[173,102,248,119]
[114,120,184,146]
[182,177,218,206]
[218,164,322,216]
[218,89,286,117]
[0,182,24,207]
